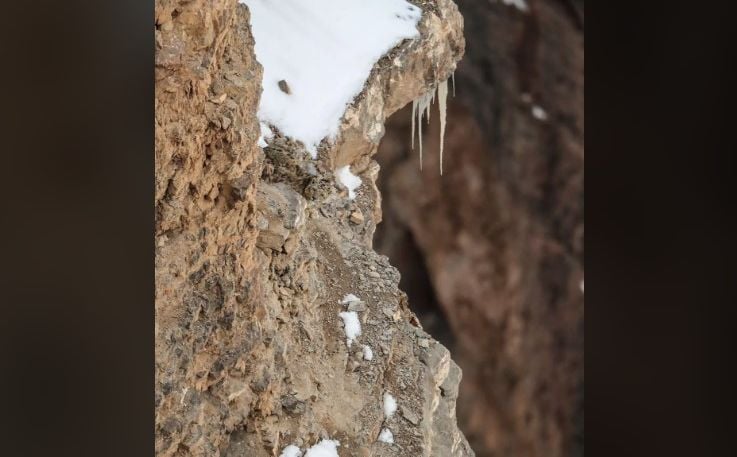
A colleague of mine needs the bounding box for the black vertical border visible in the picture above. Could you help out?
[0,1,154,455]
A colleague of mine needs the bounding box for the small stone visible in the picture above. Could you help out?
[281,394,306,416]
[256,231,286,251]
[417,338,430,348]
[401,406,420,425]
[221,116,231,130]
[210,80,224,95]
[210,92,227,104]
[368,271,380,279]
[350,210,364,224]
[347,300,367,312]
[278,79,291,94]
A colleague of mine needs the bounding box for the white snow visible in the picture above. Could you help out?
[340,293,361,305]
[336,165,362,200]
[242,0,422,157]
[258,121,274,148]
[339,311,362,347]
[532,105,548,121]
[383,392,397,418]
[304,439,340,457]
[501,0,529,12]
[280,445,303,457]
[378,428,394,444]
[362,345,374,361]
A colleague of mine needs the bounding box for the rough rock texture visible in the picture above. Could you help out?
[155,1,470,456]
[375,1,584,457]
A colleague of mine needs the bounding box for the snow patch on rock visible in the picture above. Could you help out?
[242,0,422,157]
[335,165,362,200]
[304,439,340,457]
[501,0,529,12]
[532,105,548,121]
[280,444,302,457]
[339,311,361,347]
[340,293,361,305]
[383,392,397,418]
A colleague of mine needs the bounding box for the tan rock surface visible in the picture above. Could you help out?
[155,1,470,456]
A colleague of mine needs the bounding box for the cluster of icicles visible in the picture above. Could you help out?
[410,73,454,175]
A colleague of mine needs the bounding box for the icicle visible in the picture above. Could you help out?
[418,97,423,170]
[411,100,417,150]
[451,71,456,97]
[438,79,448,175]
[426,91,432,123]
[416,91,432,170]
[411,90,439,172]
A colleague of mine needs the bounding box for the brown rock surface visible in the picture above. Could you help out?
[375,1,584,456]
[155,1,471,456]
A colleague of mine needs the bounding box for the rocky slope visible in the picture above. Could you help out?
[375,1,584,456]
[155,1,469,456]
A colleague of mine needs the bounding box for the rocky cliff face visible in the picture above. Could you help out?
[155,1,469,456]
[375,1,584,457]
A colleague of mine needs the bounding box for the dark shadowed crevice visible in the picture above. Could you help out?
[374,211,455,350]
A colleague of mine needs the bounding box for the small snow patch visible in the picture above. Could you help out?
[340,293,361,305]
[336,165,362,200]
[304,439,340,457]
[378,428,394,444]
[532,105,548,121]
[280,445,302,457]
[501,0,529,12]
[363,345,374,361]
[258,122,274,148]
[383,392,397,418]
[242,0,422,157]
[339,311,362,347]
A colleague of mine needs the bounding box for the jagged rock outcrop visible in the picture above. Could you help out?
[375,1,584,456]
[155,1,469,456]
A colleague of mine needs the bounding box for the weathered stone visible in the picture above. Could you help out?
[347,300,367,312]
[350,210,364,224]
[401,406,421,425]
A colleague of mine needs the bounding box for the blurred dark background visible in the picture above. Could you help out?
[374,1,583,456]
